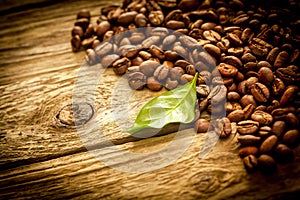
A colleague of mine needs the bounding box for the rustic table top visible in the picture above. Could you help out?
[1,0,300,199]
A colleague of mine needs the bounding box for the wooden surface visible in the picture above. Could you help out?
[1,0,300,199]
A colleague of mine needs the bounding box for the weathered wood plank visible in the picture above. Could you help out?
[1,131,300,199]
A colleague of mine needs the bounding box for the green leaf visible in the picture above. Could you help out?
[128,72,198,134]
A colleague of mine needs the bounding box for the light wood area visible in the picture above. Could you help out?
[1,0,300,199]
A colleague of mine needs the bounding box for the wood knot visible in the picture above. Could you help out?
[56,102,94,127]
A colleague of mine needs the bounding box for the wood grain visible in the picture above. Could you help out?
[1,0,300,199]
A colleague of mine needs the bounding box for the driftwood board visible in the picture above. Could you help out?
[1,0,300,199]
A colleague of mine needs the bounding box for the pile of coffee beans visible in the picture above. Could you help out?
[70,0,300,173]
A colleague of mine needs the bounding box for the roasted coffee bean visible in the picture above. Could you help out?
[95,21,111,37]
[102,30,114,41]
[94,42,113,57]
[260,135,278,154]
[148,10,164,26]
[258,67,274,85]
[81,36,96,49]
[266,47,280,64]
[141,36,161,49]
[274,51,289,68]
[118,11,138,25]
[245,77,258,88]
[226,102,242,113]
[196,85,210,98]
[71,35,81,52]
[181,74,194,84]
[271,121,286,137]
[275,144,294,163]
[140,60,160,76]
[214,117,232,138]
[227,91,240,101]
[72,26,84,38]
[258,154,276,172]
[85,49,97,65]
[74,18,89,31]
[153,65,170,81]
[170,67,185,80]
[165,78,178,90]
[128,72,146,90]
[257,61,272,69]
[77,9,91,21]
[147,77,163,91]
[240,94,257,108]
[195,118,210,133]
[251,110,273,126]
[227,33,243,46]
[203,30,221,43]
[178,0,200,12]
[259,126,272,138]
[139,51,152,60]
[130,32,145,44]
[241,53,257,63]
[135,13,147,27]
[237,120,260,135]
[227,47,243,57]
[243,104,255,119]
[243,155,258,172]
[179,35,198,48]
[238,135,261,146]
[250,82,270,103]
[208,85,227,104]
[131,56,144,66]
[272,78,285,96]
[186,65,196,75]
[100,54,119,67]
[112,57,131,75]
[222,55,242,68]
[276,67,297,84]
[162,35,177,49]
[227,110,244,122]
[239,146,259,158]
[217,63,238,77]
[241,28,253,43]
[282,129,299,146]
[127,66,140,75]
[149,45,165,60]
[286,113,299,128]
[166,20,185,29]
[165,9,182,22]
[280,85,297,106]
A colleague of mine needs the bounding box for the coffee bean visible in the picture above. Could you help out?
[195,118,210,133]
[258,67,274,85]
[260,135,278,154]
[243,155,258,172]
[250,82,270,103]
[238,135,261,146]
[165,9,183,22]
[241,53,257,63]
[227,110,244,122]
[240,94,257,108]
[259,126,272,138]
[147,77,163,91]
[271,121,286,137]
[226,102,242,113]
[96,21,111,37]
[222,55,242,68]
[140,60,160,76]
[227,32,243,46]
[165,78,178,90]
[217,63,238,77]
[274,51,289,68]
[179,35,199,48]
[141,36,161,49]
[153,65,170,81]
[203,30,221,43]
[149,45,165,60]
[148,10,164,26]
[272,78,285,96]
[266,47,280,64]
[135,13,147,27]
[71,35,81,52]
[275,144,294,163]
[280,85,297,106]
[286,113,299,128]
[243,104,255,119]
[166,20,185,29]
[276,67,297,84]
[258,154,276,172]
[94,42,113,57]
[112,57,131,75]
[100,54,119,67]
[227,91,240,101]
[282,129,299,146]
[208,85,227,104]
[72,26,84,38]
[237,120,259,135]
[162,35,177,49]
[239,146,259,158]
[128,72,146,90]
[251,110,273,126]
[74,18,89,31]
[77,9,91,21]
[170,67,185,80]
